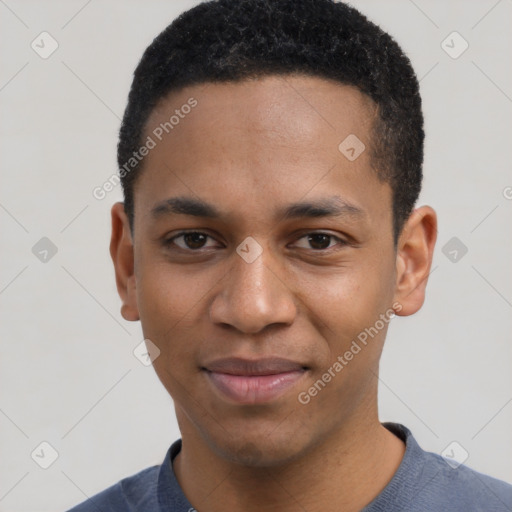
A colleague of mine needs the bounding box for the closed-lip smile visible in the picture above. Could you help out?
[202,357,308,404]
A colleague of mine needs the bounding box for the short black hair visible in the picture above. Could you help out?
[118,0,424,242]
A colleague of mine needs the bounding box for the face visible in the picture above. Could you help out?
[111,74,434,467]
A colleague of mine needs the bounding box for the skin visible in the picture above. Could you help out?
[110,74,437,512]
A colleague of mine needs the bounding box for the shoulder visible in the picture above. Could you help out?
[66,464,161,511]
[66,439,191,512]
[418,449,512,511]
[379,423,512,512]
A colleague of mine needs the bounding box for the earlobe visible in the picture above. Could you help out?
[393,206,437,317]
[110,202,140,322]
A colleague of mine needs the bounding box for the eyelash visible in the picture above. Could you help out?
[163,230,347,253]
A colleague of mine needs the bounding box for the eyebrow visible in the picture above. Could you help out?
[150,195,365,222]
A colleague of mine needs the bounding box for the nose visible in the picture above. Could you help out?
[209,246,297,334]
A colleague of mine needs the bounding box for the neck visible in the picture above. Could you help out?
[172,412,405,512]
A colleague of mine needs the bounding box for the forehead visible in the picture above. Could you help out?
[145,74,376,149]
[135,74,390,230]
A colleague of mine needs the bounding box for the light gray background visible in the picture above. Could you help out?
[1,1,511,510]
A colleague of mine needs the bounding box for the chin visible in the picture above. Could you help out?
[206,426,313,468]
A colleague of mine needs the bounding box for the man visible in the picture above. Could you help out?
[69,0,512,510]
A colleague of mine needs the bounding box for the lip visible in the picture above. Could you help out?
[203,357,308,404]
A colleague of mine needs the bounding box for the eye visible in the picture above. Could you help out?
[165,231,219,251]
[292,232,346,251]
[164,231,347,253]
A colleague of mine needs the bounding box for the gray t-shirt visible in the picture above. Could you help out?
[67,423,512,511]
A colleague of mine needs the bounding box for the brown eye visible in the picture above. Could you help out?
[183,232,207,249]
[166,231,217,251]
[293,232,345,251]
[307,233,331,250]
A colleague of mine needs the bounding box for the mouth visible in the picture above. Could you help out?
[202,357,309,405]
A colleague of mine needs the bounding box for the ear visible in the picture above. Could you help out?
[110,202,140,321]
[393,206,437,316]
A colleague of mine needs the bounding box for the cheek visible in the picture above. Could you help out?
[296,271,393,420]
[304,265,393,335]
[296,257,396,390]
[134,262,197,373]
[134,257,228,387]
[135,263,206,400]
[136,258,215,330]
